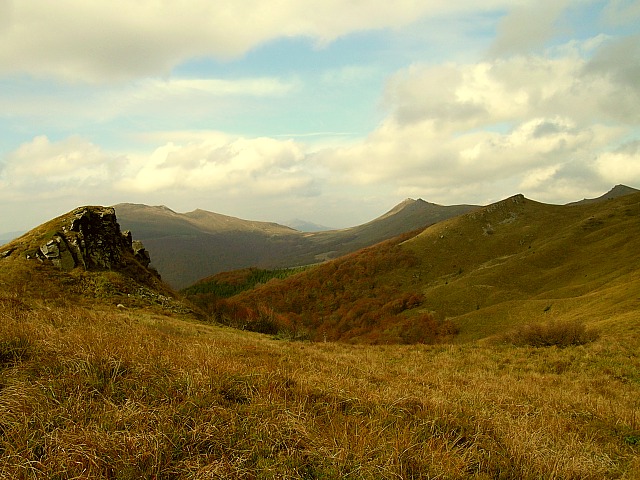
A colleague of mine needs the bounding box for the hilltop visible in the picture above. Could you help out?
[0,206,188,313]
[187,191,640,343]
[115,198,477,288]
[567,184,639,205]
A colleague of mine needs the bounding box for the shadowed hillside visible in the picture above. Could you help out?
[190,191,640,343]
[115,199,477,288]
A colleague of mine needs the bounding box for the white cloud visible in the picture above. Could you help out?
[384,47,639,130]
[0,135,126,195]
[316,41,639,205]
[594,141,640,184]
[0,0,514,83]
[0,132,321,230]
[118,133,315,197]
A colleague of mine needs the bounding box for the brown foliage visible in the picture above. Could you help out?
[201,230,457,344]
[501,319,599,347]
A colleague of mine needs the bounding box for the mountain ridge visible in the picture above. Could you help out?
[2,185,637,289]
[195,190,640,343]
[114,197,479,288]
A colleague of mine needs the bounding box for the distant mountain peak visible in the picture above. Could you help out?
[567,184,639,205]
[157,205,177,214]
[285,219,334,232]
[609,184,638,196]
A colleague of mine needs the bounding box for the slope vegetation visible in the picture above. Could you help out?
[1,281,639,478]
[192,192,640,343]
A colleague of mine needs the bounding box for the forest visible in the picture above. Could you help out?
[184,229,458,344]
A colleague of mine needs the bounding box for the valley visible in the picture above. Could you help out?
[114,198,477,289]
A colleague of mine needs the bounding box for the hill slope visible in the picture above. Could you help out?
[115,199,477,288]
[2,280,639,478]
[196,192,640,343]
[0,206,187,313]
[567,184,639,205]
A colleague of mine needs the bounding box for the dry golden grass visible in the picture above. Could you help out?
[1,294,638,479]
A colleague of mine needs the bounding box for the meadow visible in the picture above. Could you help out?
[1,294,638,479]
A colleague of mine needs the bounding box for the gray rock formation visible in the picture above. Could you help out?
[39,236,75,270]
[132,240,151,268]
[33,206,154,273]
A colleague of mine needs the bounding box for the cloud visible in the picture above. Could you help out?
[0,0,513,82]
[0,131,321,233]
[0,132,321,229]
[594,140,640,184]
[0,135,127,197]
[385,41,640,129]
[118,133,317,198]
[316,41,639,205]
[489,0,570,55]
[582,34,640,122]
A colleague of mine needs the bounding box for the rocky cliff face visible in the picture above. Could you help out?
[0,206,154,275]
[0,207,200,314]
[31,206,152,272]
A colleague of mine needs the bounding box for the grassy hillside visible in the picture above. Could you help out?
[196,192,640,344]
[0,293,638,478]
[187,229,463,344]
[403,192,640,341]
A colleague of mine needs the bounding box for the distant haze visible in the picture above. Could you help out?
[284,219,335,232]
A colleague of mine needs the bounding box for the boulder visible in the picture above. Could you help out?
[38,236,76,270]
[132,240,151,268]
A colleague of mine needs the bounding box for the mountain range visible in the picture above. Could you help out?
[114,184,638,288]
[184,186,640,343]
[114,198,478,288]
[1,185,637,291]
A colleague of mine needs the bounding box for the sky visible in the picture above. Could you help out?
[1,0,639,234]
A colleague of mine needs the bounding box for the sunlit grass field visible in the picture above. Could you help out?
[1,295,638,479]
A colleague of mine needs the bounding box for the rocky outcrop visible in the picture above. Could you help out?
[132,239,151,268]
[33,206,154,273]
[38,236,76,270]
